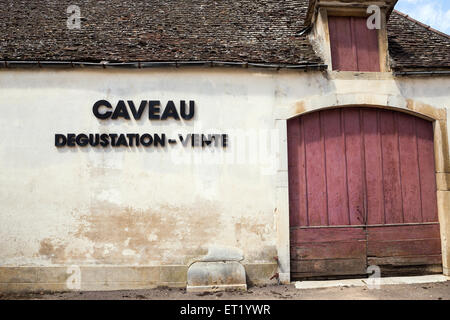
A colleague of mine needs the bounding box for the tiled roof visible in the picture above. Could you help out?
[0,0,448,70]
[388,10,450,70]
[0,0,322,66]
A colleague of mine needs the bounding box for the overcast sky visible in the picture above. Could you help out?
[395,0,450,34]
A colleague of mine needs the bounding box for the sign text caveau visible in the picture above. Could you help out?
[55,100,228,148]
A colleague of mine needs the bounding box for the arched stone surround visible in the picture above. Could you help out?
[275,91,450,283]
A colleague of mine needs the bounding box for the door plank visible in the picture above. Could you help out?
[323,109,349,225]
[398,113,423,222]
[362,110,385,225]
[343,109,365,225]
[290,227,366,244]
[304,112,328,226]
[328,16,357,71]
[352,16,380,72]
[368,255,442,266]
[287,117,308,227]
[367,224,441,241]
[380,111,403,224]
[291,241,366,260]
[367,239,442,257]
[416,118,438,222]
[291,258,367,276]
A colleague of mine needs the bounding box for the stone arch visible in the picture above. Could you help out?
[275,97,450,282]
[279,93,446,122]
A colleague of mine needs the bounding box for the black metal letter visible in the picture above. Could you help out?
[180,100,195,120]
[161,101,180,120]
[149,101,161,120]
[111,100,131,120]
[55,134,67,147]
[128,100,147,120]
[93,100,113,119]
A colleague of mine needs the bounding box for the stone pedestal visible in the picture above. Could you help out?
[186,245,247,292]
[187,261,247,292]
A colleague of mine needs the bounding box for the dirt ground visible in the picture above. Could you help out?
[1,281,449,300]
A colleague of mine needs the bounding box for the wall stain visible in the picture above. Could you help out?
[37,200,277,265]
[38,238,66,262]
[246,245,278,262]
[38,200,223,265]
[233,216,275,262]
[295,101,306,115]
[406,99,446,120]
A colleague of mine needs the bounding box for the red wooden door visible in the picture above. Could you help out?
[288,108,441,279]
[328,16,380,72]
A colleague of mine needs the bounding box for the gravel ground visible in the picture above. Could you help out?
[1,281,449,300]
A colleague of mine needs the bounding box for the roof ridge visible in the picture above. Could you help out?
[393,9,450,40]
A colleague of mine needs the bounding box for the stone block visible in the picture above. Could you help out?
[79,266,107,283]
[435,120,450,173]
[187,261,246,292]
[104,266,160,283]
[437,173,450,191]
[160,265,187,283]
[244,263,278,286]
[0,267,37,283]
[80,281,158,292]
[36,267,70,284]
[437,191,450,273]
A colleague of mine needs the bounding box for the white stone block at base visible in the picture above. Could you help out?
[295,275,449,290]
[295,279,366,289]
[186,284,247,293]
[362,275,448,286]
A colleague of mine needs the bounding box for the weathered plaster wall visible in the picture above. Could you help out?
[0,68,286,268]
[0,68,449,290]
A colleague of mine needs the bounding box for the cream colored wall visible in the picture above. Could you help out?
[0,68,449,289]
[0,68,285,269]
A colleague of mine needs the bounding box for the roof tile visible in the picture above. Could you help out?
[0,0,448,70]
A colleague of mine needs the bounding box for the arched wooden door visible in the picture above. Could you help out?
[288,107,442,279]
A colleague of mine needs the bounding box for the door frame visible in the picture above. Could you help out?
[275,98,450,284]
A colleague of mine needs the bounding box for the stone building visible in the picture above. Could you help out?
[0,0,449,291]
